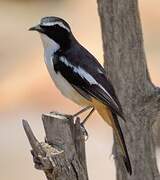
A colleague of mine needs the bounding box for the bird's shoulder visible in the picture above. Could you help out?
[66,42,105,73]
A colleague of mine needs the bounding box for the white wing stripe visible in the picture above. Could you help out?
[60,56,119,109]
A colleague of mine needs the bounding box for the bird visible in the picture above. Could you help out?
[29,16,132,175]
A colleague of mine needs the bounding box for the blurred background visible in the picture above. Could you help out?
[0,0,159,179]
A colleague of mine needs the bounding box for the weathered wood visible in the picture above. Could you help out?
[97,0,160,179]
[23,112,88,180]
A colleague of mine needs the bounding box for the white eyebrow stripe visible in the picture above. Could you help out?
[60,56,119,109]
[42,21,70,32]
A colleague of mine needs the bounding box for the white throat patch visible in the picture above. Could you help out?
[40,34,60,53]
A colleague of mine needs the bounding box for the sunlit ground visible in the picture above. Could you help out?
[0,0,159,180]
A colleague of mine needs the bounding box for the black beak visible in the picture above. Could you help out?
[29,24,44,33]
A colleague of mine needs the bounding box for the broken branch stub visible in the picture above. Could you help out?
[23,112,88,180]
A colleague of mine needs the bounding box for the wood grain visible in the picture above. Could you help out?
[97,0,160,179]
[23,112,88,180]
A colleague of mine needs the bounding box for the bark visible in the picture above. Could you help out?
[23,112,88,180]
[97,0,160,179]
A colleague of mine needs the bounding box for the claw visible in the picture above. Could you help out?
[80,123,89,141]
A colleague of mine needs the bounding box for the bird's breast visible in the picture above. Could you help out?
[44,53,89,106]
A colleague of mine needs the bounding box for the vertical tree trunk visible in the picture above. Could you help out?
[97,0,160,179]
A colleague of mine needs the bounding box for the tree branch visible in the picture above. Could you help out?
[23,112,88,180]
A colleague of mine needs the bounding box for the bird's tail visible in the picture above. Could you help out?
[111,112,132,175]
[93,100,132,174]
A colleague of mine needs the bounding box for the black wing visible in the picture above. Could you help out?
[53,46,124,120]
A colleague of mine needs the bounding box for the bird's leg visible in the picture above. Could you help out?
[80,107,95,140]
[72,105,93,117]
[81,107,95,125]
[73,106,95,140]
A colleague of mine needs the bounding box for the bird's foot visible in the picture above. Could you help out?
[80,123,89,140]
[71,106,95,140]
[69,115,89,140]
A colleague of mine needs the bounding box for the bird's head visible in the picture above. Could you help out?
[29,16,72,51]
